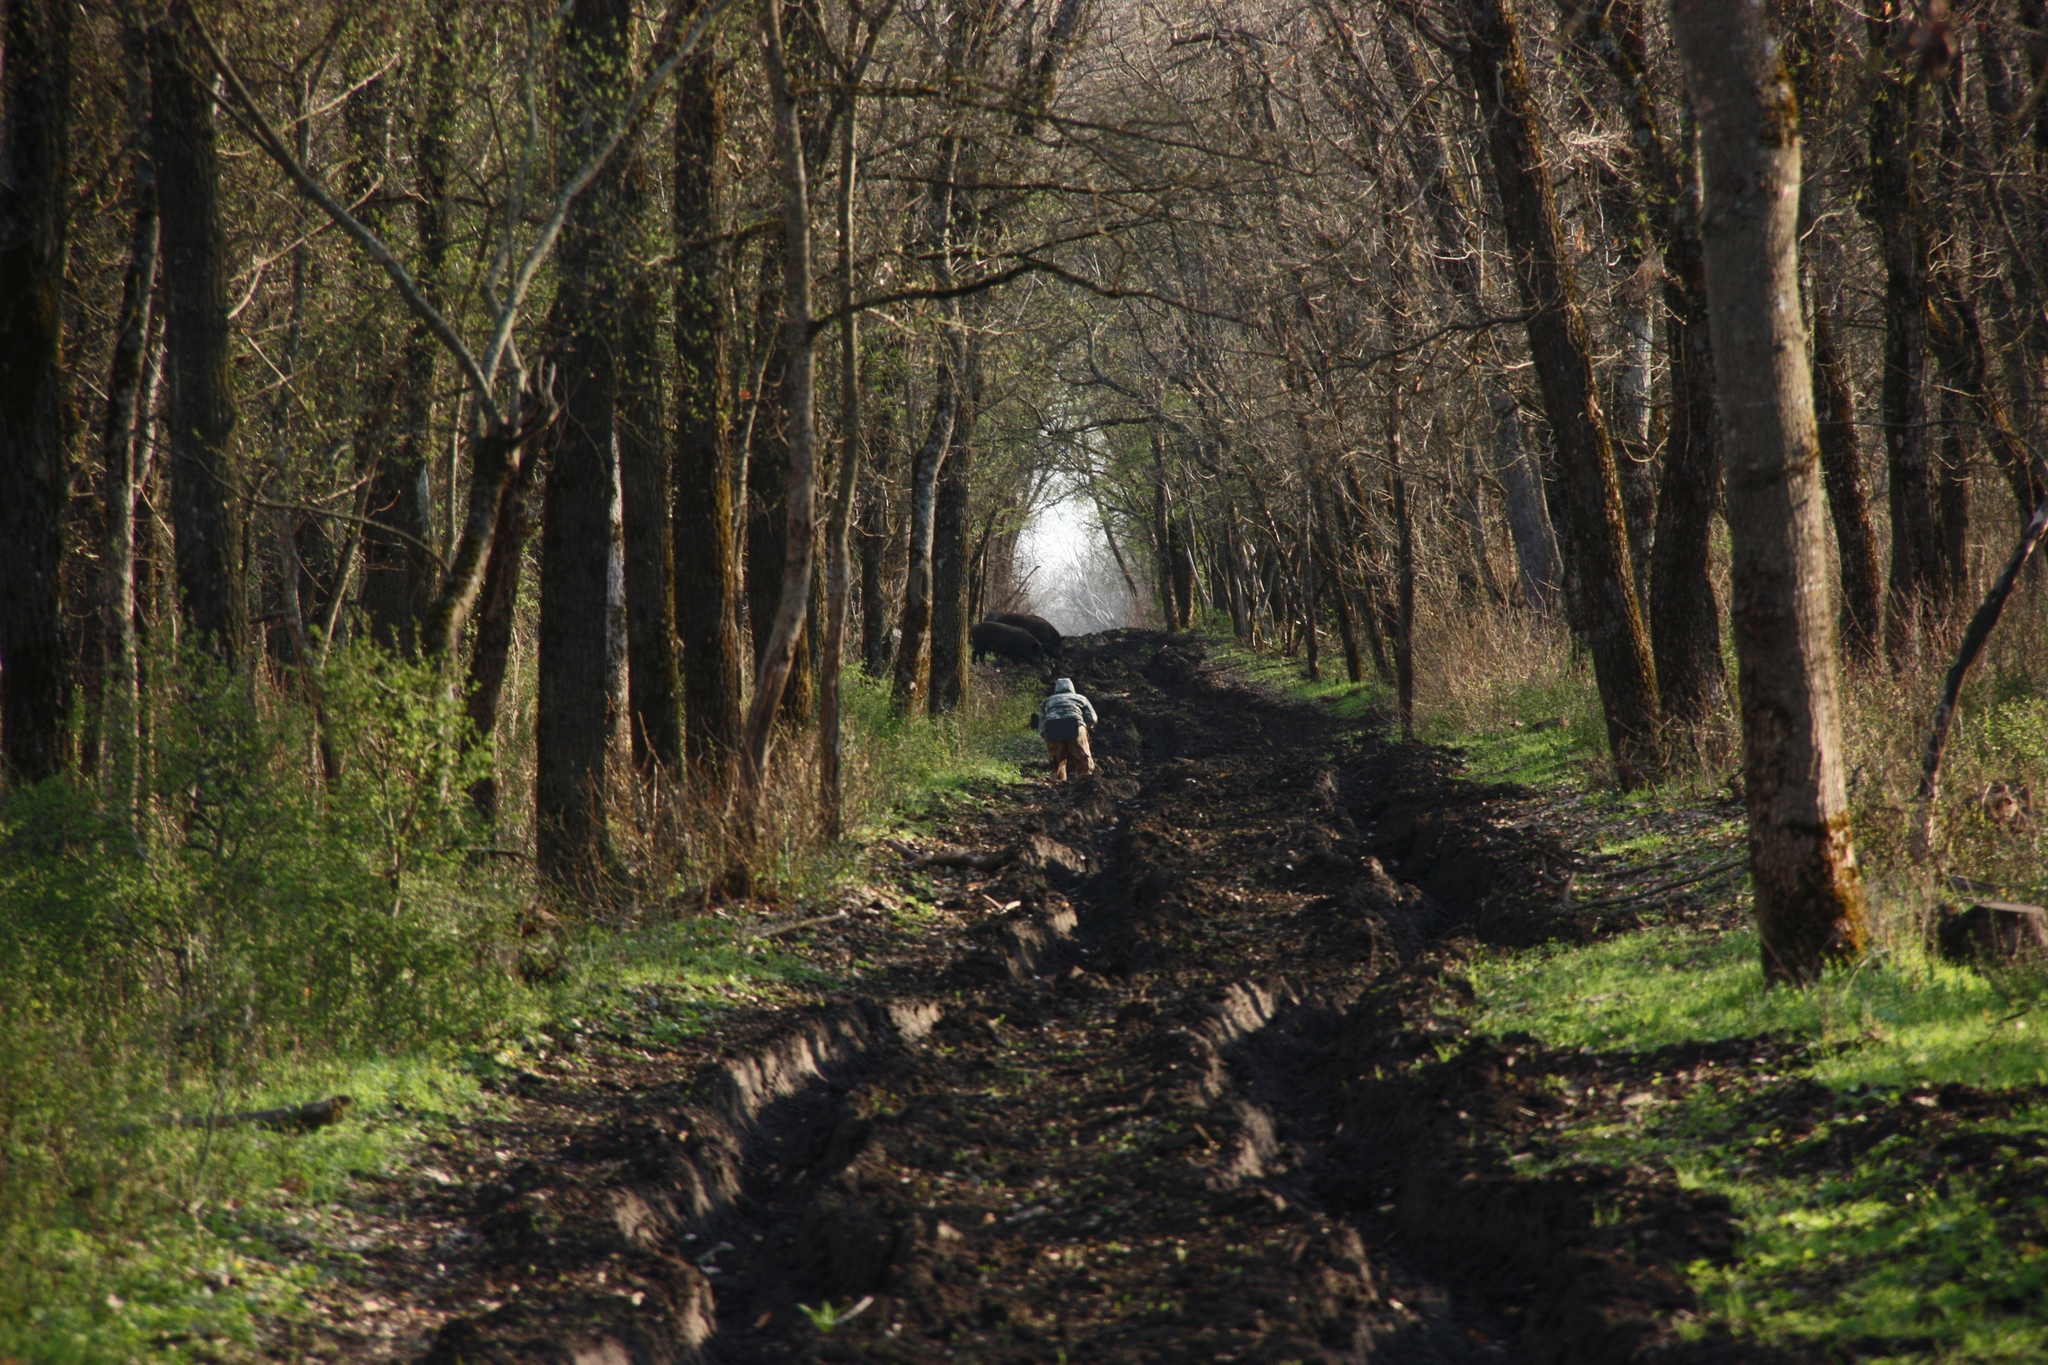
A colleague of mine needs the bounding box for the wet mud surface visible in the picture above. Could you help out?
[307,631,1804,1364]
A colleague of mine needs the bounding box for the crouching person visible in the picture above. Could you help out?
[1032,677,1098,781]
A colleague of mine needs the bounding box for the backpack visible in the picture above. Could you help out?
[1041,714,1082,742]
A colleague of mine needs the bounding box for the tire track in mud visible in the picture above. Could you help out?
[417,632,1776,1365]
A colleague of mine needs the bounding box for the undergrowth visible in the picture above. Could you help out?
[0,648,1034,1363]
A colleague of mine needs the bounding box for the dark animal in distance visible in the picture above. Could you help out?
[989,611,1062,656]
[970,621,1044,666]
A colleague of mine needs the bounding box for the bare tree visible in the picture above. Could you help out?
[1673,0,1868,983]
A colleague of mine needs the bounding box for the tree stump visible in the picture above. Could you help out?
[1935,901,2048,967]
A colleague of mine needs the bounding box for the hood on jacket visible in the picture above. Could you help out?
[1052,678,1074,694]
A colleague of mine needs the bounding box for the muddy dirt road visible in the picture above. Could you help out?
[354,632,1759,1364]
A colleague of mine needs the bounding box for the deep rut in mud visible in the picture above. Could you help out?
[406,633,1770,1365]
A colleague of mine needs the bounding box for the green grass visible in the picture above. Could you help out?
[0,654,1035,1364]
[1471,923,2048,1360]
[844,665,1042,824]
[0,914,834,1365]
[1474,924,2048,1092]
[1206,633,1394,728]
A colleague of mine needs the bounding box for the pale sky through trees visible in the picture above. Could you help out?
[1013,474,1136,636]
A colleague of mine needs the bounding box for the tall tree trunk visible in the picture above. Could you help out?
[1489,389,1562,615]
[928,340,981,714]
[1809,288,1885,666]
[672,47,743,779]
[358,0,458,658]
[1865,11,1942,666]
[150,0,241,666]
[1673,0,1867,983]
[1322,541,1364,684]
[0,0,71,783]
[891,364,958,713]
[1390,397,1415,740]
[819,87,863,838]
[1615,283,1657,601]
[99,26,159,817]
[1937,387,1969,604]
[1462,0,1660,779]
[618,150,680,774]
[535,0,631,891]
[464,445,542,821]
[1650,286,1728,730]
[606,450,629,764]
[1170,518,1196,628]
[349,69,427,659]
[740,0,821,788]
[859,466,893,674]
[1572,0,1727,729]
[1930,286,2046,531]
[745,243,812,719]
[1455,444,1507,607]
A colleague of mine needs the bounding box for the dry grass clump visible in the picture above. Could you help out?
[593,665,1040,917]
[1404,587,2048,896]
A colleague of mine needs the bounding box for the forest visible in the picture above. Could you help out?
[8,0,2048,1358]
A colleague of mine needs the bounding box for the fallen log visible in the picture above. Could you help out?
[171,1095,354,1134]
[884,838,1015,872]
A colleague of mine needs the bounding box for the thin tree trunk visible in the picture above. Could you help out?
[1673,0,1867,983]
[820,85,862,839]
[741,0,821,788]
[672,46,743,779]
[535,0,631,891]
[1574,0,1726,729]
[464,444,543,821]
[1462,0,1660,778]
[150,0,241,666]
[1650,286,1729,730]
[265,87,339,782]
[859,464,893,674]
[891,365,957,713]
[1865,11,1942,666]
[606,449,630,765]
[0,0,71,782]
[351,69,428,659]
[394,0,460,629]
[929,339,981,714]
[1937,387,1969,604]
[1150,429,1176,631]
[1170,518,1196,628]
[1489,388,1562,615]
[1322,540,1364,684]
[618,150,680,773]
[1809,289,1884,664]
[1910,493,2048,862]
[1390,396,1415,740]
[1455,444,1507,607]
[1930,287,2045,531]
[1615,285,1657,601]
[99,27,159,818]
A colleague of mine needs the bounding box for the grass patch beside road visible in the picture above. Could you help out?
[1470,921,2048,1361]
[0,653,1033,1364]
[1214,620,2048,1360]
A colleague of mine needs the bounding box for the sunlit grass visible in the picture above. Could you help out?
[1473,924,2048,1091]
[0,658,1037,1363]
[1472,921,2048,1359]
[1204,632,1393,728]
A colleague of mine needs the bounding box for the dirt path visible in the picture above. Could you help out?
[310,632,1764,1364]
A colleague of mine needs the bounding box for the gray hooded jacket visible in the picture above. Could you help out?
[1034,678,1098,738]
